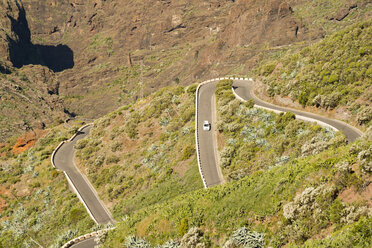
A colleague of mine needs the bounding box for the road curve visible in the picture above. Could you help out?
[232,80,363,142]
[53,125,114,225]
[57,77,362,247]
[70,238,96,248]
[195,78,363,189]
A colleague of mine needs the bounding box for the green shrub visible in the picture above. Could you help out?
[298,91,309,107]
[186,84,198,95]
[106,155,120,164]
[125,121,138,139]
[181,146,195,160]
[329,199,344,224]
[260,62,276,76]
[51,170,60,178]
[179,218,189,236]
[244,99,255,109]
[75,139,88,149]
[111,141,122,152]
[275,112,296,131]
[69,208,85,223]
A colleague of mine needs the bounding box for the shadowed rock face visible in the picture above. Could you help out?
[0,64,10,74]
[7,2,74,72]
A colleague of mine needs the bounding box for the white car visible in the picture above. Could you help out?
[203,121,211,131]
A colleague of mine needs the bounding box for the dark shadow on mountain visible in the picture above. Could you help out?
[0,64,11,74]
[7,2,74,72]
[64,108,76,118]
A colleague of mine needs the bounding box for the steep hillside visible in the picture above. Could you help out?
[256,20,372,127]
[0,1,68,141]
[0,125,95,247]
[0,80,370,247]
[0,1,371,247]
[74,85,203,217]
[0,65,67,142]
[90,81,371,247]
[67,79,369,247]
[1,0,371,141]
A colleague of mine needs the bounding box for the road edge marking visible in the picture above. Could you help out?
[195,82,209,188]
[231,83,339,131]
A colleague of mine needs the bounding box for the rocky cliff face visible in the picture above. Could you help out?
[0,1,68,141]
[32,0,318,118]
[0,0,370,140]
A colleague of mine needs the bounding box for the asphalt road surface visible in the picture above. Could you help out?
[53,125,113,225]
[70,238,97,248]
[60,78,362,247]
[232,80,362,142]
[196,79,362,188]
[197,82,224,187]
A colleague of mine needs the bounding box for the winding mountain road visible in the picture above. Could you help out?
[53,125,113,224]
[196,82,224,187]
[57,77,363,247]
[232,80,363,142]
[195,78,363,188]
[53,125,114,247]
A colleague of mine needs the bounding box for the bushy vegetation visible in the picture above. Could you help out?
[101,129,371,247]
[1,77,370,248]
[229,227,264,247]
[75,86,203,218]
[257,20,372,126]
[215,80,347,181]
[92,79,371,247]
[1,2,371,248]
[0,126,95,247]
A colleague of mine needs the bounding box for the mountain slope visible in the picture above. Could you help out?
[0,126,95,247]
[0,1,371,247]
[256,20,372,127]
[1,0,371,141]
[96,81,371,247]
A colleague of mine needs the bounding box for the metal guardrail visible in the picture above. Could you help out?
[50,141,65,169]
[195,81,210,189]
